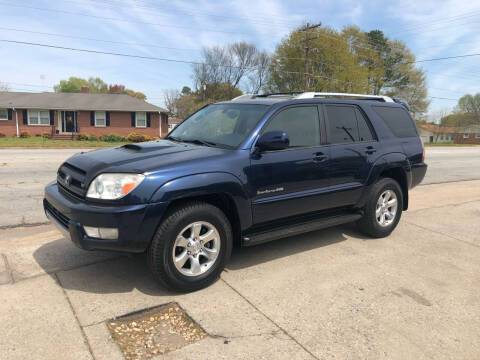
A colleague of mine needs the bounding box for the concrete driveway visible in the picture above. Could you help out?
[1,164,480,358]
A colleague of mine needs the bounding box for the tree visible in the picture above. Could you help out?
[192,41,267,99]
[456,93,480,123]
[266,24,429,117]
[54,77,146,100]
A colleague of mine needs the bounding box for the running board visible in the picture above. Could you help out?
[242,213,362,247]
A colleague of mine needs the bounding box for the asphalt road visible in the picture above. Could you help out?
[0,146,479,228]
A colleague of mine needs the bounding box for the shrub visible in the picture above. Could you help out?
[35,134,41,137]
[101,133,124,142]
[20,131,30,138]
[126,132,151,143]
[41,132,51,139]
[88,135,98,141]
[76,133,90,141]
[0,132,5,138]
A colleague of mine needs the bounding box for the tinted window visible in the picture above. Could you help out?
[372,106,417,138]
[263,106,320,147]
[325,105,358,144]
[356,109,375,141]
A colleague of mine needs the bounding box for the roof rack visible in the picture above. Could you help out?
[232,92,400,105]
[231,93,300,101]
[294,92,394,102]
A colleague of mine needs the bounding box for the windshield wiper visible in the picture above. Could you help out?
[181,139,218,147]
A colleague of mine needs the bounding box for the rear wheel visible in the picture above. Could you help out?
[147,202,232,292]
[357,178,403,238]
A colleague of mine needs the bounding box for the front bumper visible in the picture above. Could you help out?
[44,182,168,252]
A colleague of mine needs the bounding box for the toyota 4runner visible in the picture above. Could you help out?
[44,92,427,291]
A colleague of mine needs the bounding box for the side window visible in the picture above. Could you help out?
[325,105,358,144]
[355,109,375,142]
[372,106,417,138]
[262,106,320,148]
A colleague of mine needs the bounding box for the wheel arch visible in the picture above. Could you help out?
[150,172,250,247]
[365,153,411,210]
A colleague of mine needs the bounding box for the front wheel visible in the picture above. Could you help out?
[147,202,232,292]
[357,178,403,238]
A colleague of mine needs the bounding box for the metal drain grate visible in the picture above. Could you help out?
[106,302,207,359]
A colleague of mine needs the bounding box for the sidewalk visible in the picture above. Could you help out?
[1,180,480,359]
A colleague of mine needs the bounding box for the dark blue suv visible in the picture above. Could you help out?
[44,92,427,291]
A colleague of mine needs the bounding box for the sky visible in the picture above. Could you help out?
[0,0,479,119]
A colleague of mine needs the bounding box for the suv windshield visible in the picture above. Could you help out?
[167,103,269,148]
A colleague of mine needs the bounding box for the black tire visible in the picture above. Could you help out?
[356,178,403,238]
[147,201,232,292]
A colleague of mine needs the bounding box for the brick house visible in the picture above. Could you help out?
[417,123,480,144]
[0,91,168,138]
[454,125,480,144]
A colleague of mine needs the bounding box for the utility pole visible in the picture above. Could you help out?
[300,22,321,91]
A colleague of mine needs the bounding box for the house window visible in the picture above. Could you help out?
[95,111,106,127]
[476,133,480,139]
[0,108,7,120]
[463,133,469,139]
[440,135,444,140]
[28,110,50,125]
[136,112,146,127]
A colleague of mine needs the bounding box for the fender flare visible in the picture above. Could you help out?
[150,172,251,230]
[360,152,411,209]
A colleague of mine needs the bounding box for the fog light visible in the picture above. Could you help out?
[84,226,118,240]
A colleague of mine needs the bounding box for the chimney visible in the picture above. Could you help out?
[80,86,89,93]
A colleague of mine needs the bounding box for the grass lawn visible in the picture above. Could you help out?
[0,136,129,148]
[424,142,478,147]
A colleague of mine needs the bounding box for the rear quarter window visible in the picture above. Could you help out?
[372,106,417,138]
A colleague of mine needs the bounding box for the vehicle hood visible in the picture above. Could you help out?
[63,140,231,177]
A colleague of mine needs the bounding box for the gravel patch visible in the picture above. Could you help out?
[106,302,207,359]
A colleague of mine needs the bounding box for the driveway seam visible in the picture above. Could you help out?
[54,273,96,360]
[404,221,480,249]
[221,278,319,360]
[0,221,50,230]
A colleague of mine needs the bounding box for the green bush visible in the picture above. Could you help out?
[41,132,51,139]
[20,131,30,138]
[101,133,124,142]
[126,132,151,143]
[88,135,98,141]
[76,133,90,141]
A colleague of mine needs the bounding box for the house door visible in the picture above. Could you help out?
[62,111,77,133]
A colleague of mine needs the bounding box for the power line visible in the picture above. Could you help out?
[0,1,440,56]
[411,53,480,64]
[0,26,202,52]
[0,1,245,36]
[57,0,301,28]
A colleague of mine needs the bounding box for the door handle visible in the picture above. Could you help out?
[365,146,376,155]
[313,152,328,162]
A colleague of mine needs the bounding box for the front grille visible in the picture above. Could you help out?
[45,200,70,228]
[57,162,87,198]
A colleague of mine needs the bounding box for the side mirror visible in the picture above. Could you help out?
[256,131,290,151]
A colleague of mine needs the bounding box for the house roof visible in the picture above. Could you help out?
[0,91,166,112]
[417,123,459,134]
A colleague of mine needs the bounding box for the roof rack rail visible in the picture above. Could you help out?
[231,93,300,101]
[294,92,394,102]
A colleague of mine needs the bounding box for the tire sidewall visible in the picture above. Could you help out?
[157,204,232,289]
[367,179,403,237]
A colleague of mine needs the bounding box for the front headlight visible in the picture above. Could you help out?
[86,173,145,200]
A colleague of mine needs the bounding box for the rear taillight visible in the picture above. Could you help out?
[421,138,425,162]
